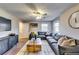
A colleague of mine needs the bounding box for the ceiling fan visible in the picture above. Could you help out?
[33,11,47,19]
[25,3,48,19]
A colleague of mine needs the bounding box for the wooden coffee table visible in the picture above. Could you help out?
[27,38,42,53]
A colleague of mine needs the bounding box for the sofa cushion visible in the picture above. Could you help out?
[46,36,53,39]
[53,33,61,41]
[39,35,45,37]
[47,38,57,43]
[38,32,46,35]
[51,43,59,54]
[46,33,52,36]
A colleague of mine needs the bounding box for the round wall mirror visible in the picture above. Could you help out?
[68,11,79,29]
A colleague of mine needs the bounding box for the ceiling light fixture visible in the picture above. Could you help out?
[36,16,42,19]
[32,11,47,19]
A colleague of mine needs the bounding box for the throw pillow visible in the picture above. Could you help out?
[60,39,76,47]
[58,37,68,45]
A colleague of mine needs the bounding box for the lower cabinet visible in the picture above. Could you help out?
[0,35,18,55]
[8,35,18,49]
[0,37,9,55]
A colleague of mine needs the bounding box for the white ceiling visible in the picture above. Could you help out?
[0,3,77,21]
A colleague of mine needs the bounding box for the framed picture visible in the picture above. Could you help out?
[0,17,11,31]
[30,23,38,27]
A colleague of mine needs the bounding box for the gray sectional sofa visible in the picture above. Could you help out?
[0,35,18,55]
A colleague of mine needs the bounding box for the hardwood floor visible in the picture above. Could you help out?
[17,40,55,55]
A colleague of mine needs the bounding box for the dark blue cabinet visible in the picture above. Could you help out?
[8,35,18,49]
[0,35,18,55]
[0,37,9,54]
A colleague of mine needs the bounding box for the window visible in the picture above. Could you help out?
[54,22,59,33]
[41,24,48,32]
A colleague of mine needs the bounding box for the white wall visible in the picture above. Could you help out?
[60,4,79,39]
[0,8,19,38]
